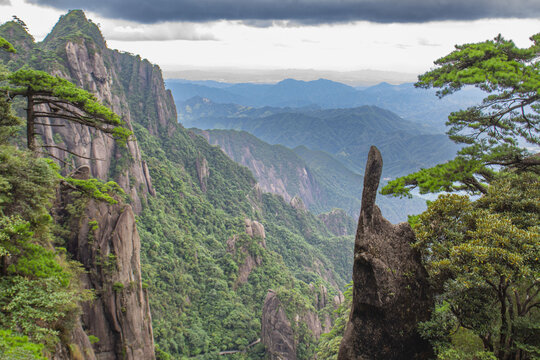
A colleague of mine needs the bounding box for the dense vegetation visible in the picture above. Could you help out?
[380,34,540,360]
[1,12,354,359]
[132,116,350,358]
[0,35,122,359]
[195,129,426,222]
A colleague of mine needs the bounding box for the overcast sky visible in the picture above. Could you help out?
[1,0,539,84]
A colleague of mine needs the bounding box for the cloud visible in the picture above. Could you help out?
[26,0,540,25]
[0,0,11,5]
[100,21,217,41]
[417,38,441,47]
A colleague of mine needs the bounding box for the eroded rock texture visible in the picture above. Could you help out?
[226,219,267,287]
[338,146,433,360]
[261,290,297,360]
[56,166,155,360]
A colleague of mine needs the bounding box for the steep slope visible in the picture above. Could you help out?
[1,11,354,359]
[0,11,157,214]
[55,166,155,360]
[196,129,426,222]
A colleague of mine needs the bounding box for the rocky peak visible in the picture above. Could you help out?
[42,10,106,50]
[196,155,210,192]
[338,146,433,360]
[227,219,267,287]
[244,218,266,245]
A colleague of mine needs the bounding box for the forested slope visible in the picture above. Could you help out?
[0,10,354,359]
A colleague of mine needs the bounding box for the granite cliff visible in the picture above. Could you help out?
[54,166,155,360]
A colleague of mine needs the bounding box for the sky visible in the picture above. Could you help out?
[1,0,539,84]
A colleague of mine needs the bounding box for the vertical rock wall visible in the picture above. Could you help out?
[56,166,155,360]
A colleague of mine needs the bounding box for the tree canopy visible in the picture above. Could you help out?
[0,37,16,54]
[1,67,131,156]
[378,33,540,360]
[382,33,540,197]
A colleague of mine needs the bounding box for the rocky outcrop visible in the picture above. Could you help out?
[53,320,97,360]
[290,195,306,211]
[0,12,179,215]
[197,129,322,207]
[244,218,266,245]
[196,155,210,192]
[227,219,266,287]
[261,290,297,360]
[318,208,357,236]
[338,146,433,360]
[55,166,155,360]
[309,283,334,334]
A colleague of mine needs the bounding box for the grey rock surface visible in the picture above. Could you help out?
[338,146,433,360]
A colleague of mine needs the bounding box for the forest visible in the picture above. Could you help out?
[0,9,538,360]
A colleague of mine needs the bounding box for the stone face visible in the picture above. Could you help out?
[338,146,433,360]
[261,290,297,360]
[55,166,155,360]
[196,156,209,192]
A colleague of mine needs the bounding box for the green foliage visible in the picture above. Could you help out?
[0,36,16,54]
[0,276,83,348]
[414,174,540,360]
[383,33,540,198]
[0,145,58,225]
[0,329,46,360]
[7,68,123,127]
[41,10,106,50]
[113,282,124,292]
[87,334,99,345]
[133,118,344,358]
[63,177,125,204]
[0,142,89,352]
[316,282,352,360]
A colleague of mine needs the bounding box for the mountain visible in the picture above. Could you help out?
[179,97,460,177]
[167,78,484,129]
[196,129,426,223]
[1,10,356,359]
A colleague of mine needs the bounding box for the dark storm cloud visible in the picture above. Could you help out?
[26,0,540,24]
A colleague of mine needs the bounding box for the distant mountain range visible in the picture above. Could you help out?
[180,97,460,177]
[196,129,427,223]
[167,78,484,130]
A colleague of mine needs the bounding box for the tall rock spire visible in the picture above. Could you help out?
[338,146,433,360]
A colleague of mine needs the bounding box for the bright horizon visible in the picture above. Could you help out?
[1,0,539,84]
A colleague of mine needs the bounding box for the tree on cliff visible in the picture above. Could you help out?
[382,33,540,197]
[382,34,540,360]
[1,67,131,159]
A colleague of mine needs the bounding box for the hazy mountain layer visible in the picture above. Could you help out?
[179,97,460,177]
[168,78,484,130]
